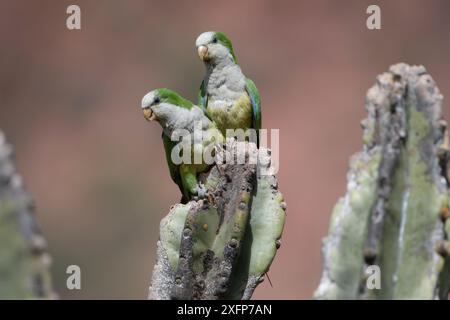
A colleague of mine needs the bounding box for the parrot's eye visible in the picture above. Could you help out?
[154,97,160,104]
[212,37,218,44]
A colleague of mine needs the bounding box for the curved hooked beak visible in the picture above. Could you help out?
[142,107,156,121]
[197,45,208,60]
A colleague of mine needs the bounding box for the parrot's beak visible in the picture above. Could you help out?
[197,45,208,60]
[143,107,156,121]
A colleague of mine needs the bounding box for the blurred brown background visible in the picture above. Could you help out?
[0,0,449,299]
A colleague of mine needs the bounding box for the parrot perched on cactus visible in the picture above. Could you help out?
[141,88,222,202]
[196,31,261,146]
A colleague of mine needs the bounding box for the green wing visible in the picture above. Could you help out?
[162,133,187,201]
[245,78,261,130]
[198,80,207,110]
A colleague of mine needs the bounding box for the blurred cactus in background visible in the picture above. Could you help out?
[149,141,286,300]
[0,130,54,299]
[315,63,450,300]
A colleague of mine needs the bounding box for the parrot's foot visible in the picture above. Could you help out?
[196,183,217,205]
[195,183,207,199]
[192,183,216,204]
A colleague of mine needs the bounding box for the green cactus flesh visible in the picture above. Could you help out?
[0,132,54,299]
[150,142,286,300]
[315,64,450,300]
[0,199,33,298]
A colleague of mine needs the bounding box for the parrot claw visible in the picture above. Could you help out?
[196,183,207,199]
[195,183,216,205]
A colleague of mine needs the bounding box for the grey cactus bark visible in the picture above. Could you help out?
[149,141,286,300]
[315,63,450,300]
[0,130,55,299]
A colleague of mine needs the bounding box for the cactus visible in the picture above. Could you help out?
[149,140,286,300]
[315,63,450,300]
[0,130,55,299]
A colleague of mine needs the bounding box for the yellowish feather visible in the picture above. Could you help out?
[207,93,252,135]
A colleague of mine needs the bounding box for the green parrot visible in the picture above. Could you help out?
[141,88,222,202]
[196,31,261,146]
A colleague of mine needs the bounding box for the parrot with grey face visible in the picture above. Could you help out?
[141,88,222,202]
[196,31,261,146]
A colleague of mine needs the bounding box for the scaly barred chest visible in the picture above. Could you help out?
[206,93,253,135]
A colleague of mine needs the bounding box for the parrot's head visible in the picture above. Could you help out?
[195,31,236,65]
[141,88,193,126]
